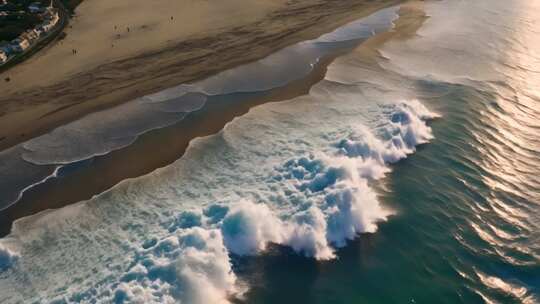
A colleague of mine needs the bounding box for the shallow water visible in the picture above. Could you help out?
[1,0,539,303]
[0,6,399,211]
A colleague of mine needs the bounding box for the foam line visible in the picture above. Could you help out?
[0,7,400,211]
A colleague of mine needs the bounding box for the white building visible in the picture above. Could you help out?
[21,29,39,42]
[10,38,30,53]
[0,50,8,64]
[39,12,59,32]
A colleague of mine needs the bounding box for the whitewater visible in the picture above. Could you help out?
[0,4,445,304]
[0,90,437,303]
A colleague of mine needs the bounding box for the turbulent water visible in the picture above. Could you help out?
[1,0,540,303]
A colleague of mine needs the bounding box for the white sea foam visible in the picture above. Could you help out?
[0,6,441,303]
[0,88,438,303]
[221,200,285,256]
[0,146,58,210]
[110,228,236,304]
[0,242,18,271]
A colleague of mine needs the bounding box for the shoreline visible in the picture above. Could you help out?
[0,1,426,237]
[0,50,342,237]
[0,0,400,151]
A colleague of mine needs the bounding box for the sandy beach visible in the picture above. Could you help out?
[0,1,424,237]
[0,0,400,151]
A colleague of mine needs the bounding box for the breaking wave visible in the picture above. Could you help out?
[0,243,18,271]
[0,94,438,303]
[0,5,442,303]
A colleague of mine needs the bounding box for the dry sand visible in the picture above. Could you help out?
[3,0,288,90]
[0,0,400,150]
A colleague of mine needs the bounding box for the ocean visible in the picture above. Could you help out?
[0,0,539,303]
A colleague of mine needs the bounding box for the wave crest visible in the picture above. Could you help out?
[0,243,18,271]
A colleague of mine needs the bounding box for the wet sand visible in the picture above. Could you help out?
[0,0,400,151]
[0,1,426,237]
[0,53,341,237]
